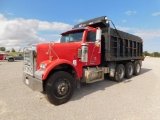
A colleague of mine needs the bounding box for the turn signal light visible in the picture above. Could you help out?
[50,56,53,61]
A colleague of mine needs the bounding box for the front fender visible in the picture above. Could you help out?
[42,59,80,80]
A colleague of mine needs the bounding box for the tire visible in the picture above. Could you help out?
[125,62,134,79]
[8,58,14,62]
[133,61,141,75]
[113,64,125,82]
[45,71,75,105]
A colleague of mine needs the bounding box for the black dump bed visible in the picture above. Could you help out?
[73,16,144,62]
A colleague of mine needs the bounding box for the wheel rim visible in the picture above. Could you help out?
[54,80,70,97]
[118,67,124,79]
[128,65,133,76]
[136,64,140,73]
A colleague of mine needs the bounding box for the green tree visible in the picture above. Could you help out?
[152,52,160,57]
[0,47,6,51]
[143,51,150,56]
[12,48,16,52]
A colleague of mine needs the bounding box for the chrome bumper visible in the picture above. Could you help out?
[23,72,43,91]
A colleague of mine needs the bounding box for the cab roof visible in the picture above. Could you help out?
[61,26,96,35]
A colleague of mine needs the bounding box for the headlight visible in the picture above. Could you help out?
[40,63,47,69]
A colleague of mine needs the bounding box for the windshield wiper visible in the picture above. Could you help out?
[68,40,75,42]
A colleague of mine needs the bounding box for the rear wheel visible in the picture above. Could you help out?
[8,58,14,62]
[125,62,134,79]
[45,71,75,105]
[133,61,141,75]
[113,64,125,82]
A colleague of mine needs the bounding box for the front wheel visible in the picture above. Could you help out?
[45,71,75,105]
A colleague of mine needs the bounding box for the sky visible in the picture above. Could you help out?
[0,0,160,52]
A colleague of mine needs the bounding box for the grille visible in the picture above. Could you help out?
[23,46,36,76]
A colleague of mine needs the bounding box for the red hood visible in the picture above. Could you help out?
[36,42,81,69]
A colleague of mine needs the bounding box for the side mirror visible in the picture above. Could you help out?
[96,28,102,41]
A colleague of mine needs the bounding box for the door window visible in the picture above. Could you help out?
[86,32,96,42]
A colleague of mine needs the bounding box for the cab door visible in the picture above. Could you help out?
[86,31,101,66]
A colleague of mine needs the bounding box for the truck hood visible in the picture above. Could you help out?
[36,42,81,69]
[52,42,81,59]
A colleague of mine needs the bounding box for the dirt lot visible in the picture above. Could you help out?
[0,58,160,120]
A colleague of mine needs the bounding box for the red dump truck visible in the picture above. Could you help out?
[23,16,144,105]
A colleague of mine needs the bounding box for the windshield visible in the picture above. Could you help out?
[60,30,84,43]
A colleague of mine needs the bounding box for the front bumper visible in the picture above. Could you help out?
[23,72,43,91]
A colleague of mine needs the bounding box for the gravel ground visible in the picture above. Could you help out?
[0,58,160,120]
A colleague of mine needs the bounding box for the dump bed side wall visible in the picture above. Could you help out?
[101,28,143,62]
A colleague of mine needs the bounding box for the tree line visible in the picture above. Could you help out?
[143,51,160,57]
[0,47,16,52]
[1,46,160,57]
